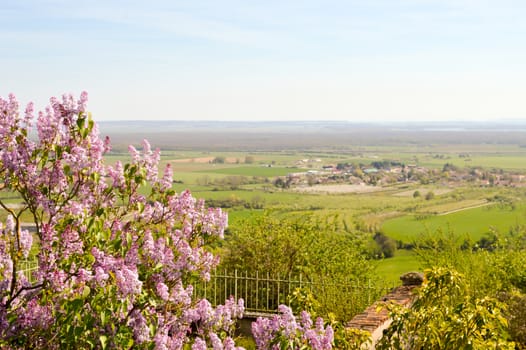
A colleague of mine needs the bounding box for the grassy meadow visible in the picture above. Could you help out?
[382,203,526,244]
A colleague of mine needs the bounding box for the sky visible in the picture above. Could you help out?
[1,0,526,122]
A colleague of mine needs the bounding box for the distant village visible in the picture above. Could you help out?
[273,158,526,189]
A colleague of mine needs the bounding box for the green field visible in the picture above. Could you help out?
[198,166,305,177]
[375,250,422,285]
[382,204,526,244]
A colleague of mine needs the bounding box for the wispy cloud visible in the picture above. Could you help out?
[2,0,526,121]
[5,0,526,57]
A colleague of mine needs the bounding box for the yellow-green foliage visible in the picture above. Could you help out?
[377,268,516,350]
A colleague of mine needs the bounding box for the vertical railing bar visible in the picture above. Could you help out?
[288,272,291,307]
[266,271,270,311]
[213,268,217,306]
[234,269,238,303]
[224,269,227,304]
[256,271,259,311]
[277,272,280,307]
[243,271,248,308]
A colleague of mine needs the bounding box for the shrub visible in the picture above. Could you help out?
[372,232,397,258]
[0,93,243,349]
[377,268,515,350]
[220,214,375,321]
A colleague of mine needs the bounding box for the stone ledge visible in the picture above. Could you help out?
[347,273,423,349]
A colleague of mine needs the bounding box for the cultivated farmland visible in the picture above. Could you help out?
[97,121,526,284]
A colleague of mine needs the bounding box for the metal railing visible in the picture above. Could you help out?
[15,263,396,316]
[17,259,39,283]
[193,269,396,315]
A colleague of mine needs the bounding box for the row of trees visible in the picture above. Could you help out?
[196,175,269,190]
[212,156,255,164]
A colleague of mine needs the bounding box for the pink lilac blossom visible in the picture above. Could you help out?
[192,337,207,350]
[156,281,170,301]
[128,309,151,344]
[252,304,335,350]
[18,229,32,258]
[210,332,223,349]
[14,298,53,331]
[160,163,173,191]
[107,161,125,189]
[0,92,245,349]
[5,216,15,234]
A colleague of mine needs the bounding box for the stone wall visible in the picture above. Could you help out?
[347,272,423,349]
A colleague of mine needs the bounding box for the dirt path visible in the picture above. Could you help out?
[437,201,493,216]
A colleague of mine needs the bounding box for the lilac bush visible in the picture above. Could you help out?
[252,305,334,350]
[0,93,244,349]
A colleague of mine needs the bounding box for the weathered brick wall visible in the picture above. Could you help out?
[347,272,423,349]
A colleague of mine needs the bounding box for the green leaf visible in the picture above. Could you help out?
[99,335,108,350]
[77,116,85,129]
[126,232,133,248]
[154,262,163,272]
[149,297,158,307]
[71,298,83,310]
[82,286,91,298]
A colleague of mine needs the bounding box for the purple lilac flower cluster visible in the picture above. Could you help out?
[252,305,334,350]
[0,93,243,349]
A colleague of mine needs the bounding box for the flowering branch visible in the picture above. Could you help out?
[0,92,243,349]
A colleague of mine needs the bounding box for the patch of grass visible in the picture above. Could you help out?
[417,199,489,215]
[382,204,526,244]
[375,250,422,285]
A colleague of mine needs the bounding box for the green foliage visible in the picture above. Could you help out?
[377,267,515,350]
[220,213,375,320]
[442,162,458,172]
[286,288,373,350]
[273,177,290,188]
[221,213,312,275]
[332,326,372,350]
[201,166,305,177]
[414,227,526,296]
[425,190,435,200]
[371,232,397,258]
[412,228,526,347]
[506,293,526,348]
